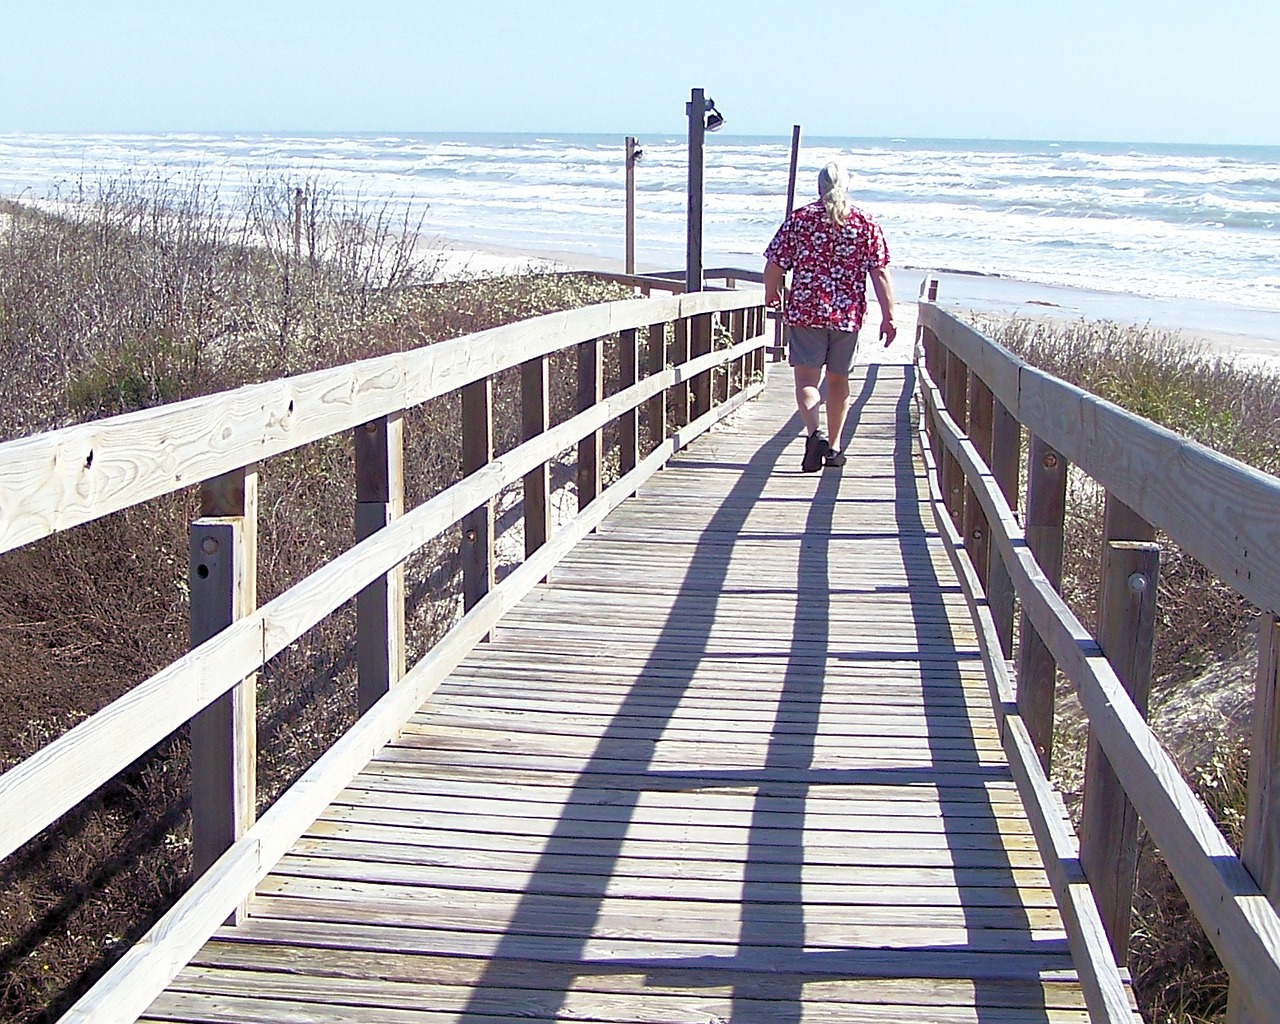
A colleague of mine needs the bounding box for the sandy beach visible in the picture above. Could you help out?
[418,234,1280,371]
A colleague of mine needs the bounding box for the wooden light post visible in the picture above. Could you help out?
[625,136,641,275]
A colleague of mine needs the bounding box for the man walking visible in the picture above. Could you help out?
[764,161,896,471]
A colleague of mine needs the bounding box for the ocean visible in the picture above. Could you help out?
[2,131,1278,336]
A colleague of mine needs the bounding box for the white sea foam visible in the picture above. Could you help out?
[0,132,1278,317]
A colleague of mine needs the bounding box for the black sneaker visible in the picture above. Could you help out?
[824,448,847,469]
[802,430,828,473]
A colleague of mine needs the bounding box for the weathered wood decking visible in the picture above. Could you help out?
[140,362,1104,1023]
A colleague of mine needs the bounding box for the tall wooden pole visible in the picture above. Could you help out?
[686,88,705,293]
[785,124,801,215]
[625,136,638,276]
[774,124,801,361]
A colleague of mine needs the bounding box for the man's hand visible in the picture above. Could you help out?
[869,265,897,348]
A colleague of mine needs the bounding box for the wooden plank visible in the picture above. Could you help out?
[644,321,666,452]
[1017,435,1067,771]
[185,942,1090,1009]
[690,312,712,418]
[1230,613,1280,1023]
[188,514,255,900]
[355,414,406,713]
[1017,362,1280,616]
[964,373,994,589]
[521,355,551,557]
[576,336,602,511]
[461,378,495,613]
[987,394,1020,657]
[1079,541,1159,959]
[618,326,639,473]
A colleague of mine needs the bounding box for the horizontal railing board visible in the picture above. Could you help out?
[1017,364,1280,616]
[917,359,1280,1020]
[918,303,1023,411]
[0,289,762,555]
[922,301,1280,617]
[0,331,766,861]
[62,377,762,1024]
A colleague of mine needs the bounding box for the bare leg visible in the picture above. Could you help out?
[793,365,823,435]
[825,372,851,450]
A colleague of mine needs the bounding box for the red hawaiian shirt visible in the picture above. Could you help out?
[764,199,890,331]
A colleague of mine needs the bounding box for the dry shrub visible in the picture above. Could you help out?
[0,180,630,1023]
[970,314,1280,1024]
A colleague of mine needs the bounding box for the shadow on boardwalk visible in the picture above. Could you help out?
[461,365,1055,1023]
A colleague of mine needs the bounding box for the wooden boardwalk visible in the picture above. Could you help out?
[140,362,1097,1023]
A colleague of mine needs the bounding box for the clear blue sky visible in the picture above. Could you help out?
[1,0,1276,145]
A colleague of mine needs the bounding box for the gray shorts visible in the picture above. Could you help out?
[787,325,860,375]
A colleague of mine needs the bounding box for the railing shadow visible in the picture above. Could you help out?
[889,363,1050,1023]
[457,364,1059,1021]
[458,386,800,1019]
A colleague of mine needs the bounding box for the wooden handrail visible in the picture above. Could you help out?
[0,289,758,556]
[0,304,767,862]
[0,281,757,1024]
[916,289,1280,1023]
[2,281,769,1022]
[63,381,765,1024]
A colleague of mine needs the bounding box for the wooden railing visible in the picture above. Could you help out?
[581,266,765,296]
[0,285,769,1023]
[915,278,1280,1024]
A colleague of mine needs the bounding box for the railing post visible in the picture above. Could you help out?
[354,414,406,715]
[1229,612,1280,1023]
[919,326,942,467]
[619,327,639,474]
[715,312,730,404]
[1017,435,1068,770]
[461,378,494,615]
[189,468,257,917]
[645,322,667,452]
[730,308,746,397]
[521,356,551,557]
[578,336,603,510]
[942,348,968,526]
[1079,537,1159,960]
[964,373,994,588]
[673,317,691,428]
[691,312,712,418]
[988,395,1021,658]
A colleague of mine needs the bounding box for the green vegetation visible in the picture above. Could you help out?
[0,178,631,1024]
[972,314,1280,1024]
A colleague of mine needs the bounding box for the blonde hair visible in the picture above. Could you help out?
[818,161,851,227]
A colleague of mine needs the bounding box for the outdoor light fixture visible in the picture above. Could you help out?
[704,100,725,133]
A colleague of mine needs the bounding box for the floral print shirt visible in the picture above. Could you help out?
[764,199,890,331]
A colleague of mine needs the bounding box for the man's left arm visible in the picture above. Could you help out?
[764,260,786,308]
[869,265,897,346]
